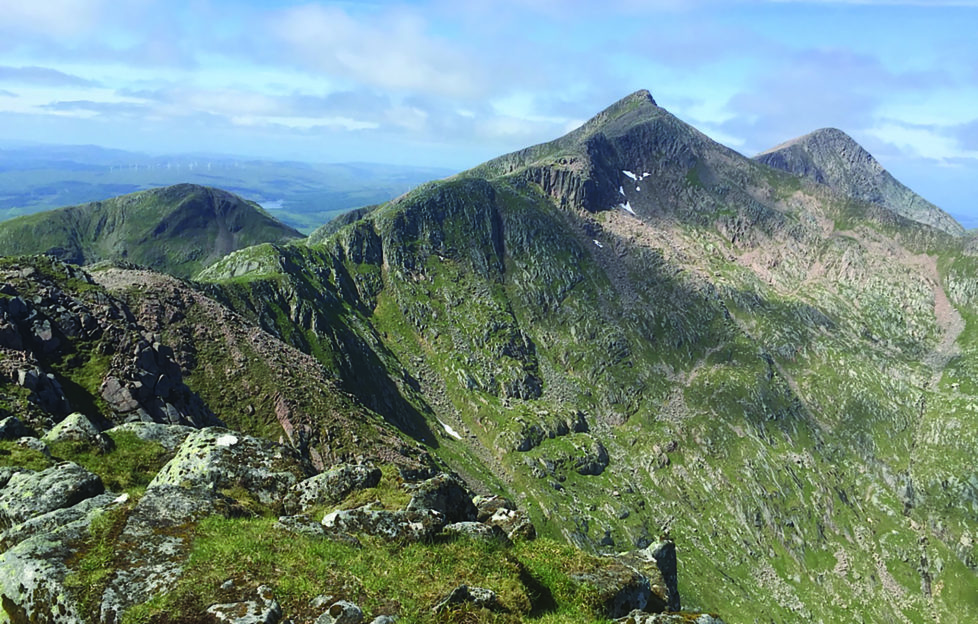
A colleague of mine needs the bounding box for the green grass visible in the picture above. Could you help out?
[125,514,617,624]
[64,499,134,616]
[49,430,171,494]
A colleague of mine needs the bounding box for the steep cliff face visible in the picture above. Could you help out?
[196,91,978,623]
[754,128,964,236]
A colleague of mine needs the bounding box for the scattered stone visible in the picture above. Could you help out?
[207,584,283,624]
[405,473,477,523]
[0,416,31,440]
[487,507,536,541]
[315,600,363,624]
[616,611,725,624]
[442,521,508,543]
[16,436,51,458]
[432,585,500,613]
[322,506,444,542]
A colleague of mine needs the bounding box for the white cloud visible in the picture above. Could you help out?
[0,0,106,37]
[270,5,481,98]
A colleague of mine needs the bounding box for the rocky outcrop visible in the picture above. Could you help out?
[0,462,104,529]
[285,463,381,514]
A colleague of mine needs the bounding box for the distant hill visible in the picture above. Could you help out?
[0,144,453,232]
[0,183,302,277]
[754,127,964,236]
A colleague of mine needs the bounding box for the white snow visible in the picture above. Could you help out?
[439,420,463,440]
[619,185,626,197]
[113,493,130,504]
[642,172,650,179]
[622,170,638,180]
[593,239,604,248]
[618,201,636,215]
[216,434,239,447]
[635,186,641,192]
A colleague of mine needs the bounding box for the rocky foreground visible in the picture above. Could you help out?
[0,412,720,624]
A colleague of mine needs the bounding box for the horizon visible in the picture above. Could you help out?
[1,1,976,225]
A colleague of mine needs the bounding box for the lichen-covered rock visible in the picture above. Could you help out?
[0,462,104,529]
[616,611,726,624]
[207,584,283,624]
[616,540,680,612]
[432,585,500,613]
[572,561,654,618]
[405,473,477,524]
[42,412,112,451]
[0,494,125,624]
[100,430,310,622]
[316,600,364,624]
[487,507,536,542]
[442,521,507,543]
[322,506,444,542]
[148,427,310,508]
[284,463,381,514]
[0,492,118,551]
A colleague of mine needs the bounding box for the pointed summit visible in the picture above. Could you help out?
[755,128,963,236]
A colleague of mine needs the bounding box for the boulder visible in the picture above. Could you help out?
[405,473,477,524]
[285,463,382,514]
[43,412,112,451]
[442,521,508,543]
[0,462,104,529]
[572,561,653,618]
[616,612,725,624]
[616,540,680,612]
[322,506,444,542]
[432,585,500,613]
[0,492,119,551]
[315,600,364,624]
[148,428,309,509]
[487,507,536,541]
[0,416,30,441]
[0,493,125,623]
[207,585,282,624]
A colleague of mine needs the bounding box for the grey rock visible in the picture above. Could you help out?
[43,412,112,451]
[473,494,515,521]
[487,507,536,542]
[316,600,363,624]
[432,585,499,613]
[0,492,119,551]
[148,428,309,509]
[616,611,726,624]
[616,540,680,612]
[285,463,381,514]
[405,473,477,523]
[322,507,444,542]
[16,436,51,458]
[207,585,283,624]
[0,462,104,529]
[0,493,127,623]
[0,416,30,441]
[368,617,396,624]
[571,562,653,618]
[442,521,508,543]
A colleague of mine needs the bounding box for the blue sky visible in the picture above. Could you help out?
[1,0,977,225]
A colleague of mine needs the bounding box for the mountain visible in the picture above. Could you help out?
[0,144,453,232]
[0,184,302,277]
[2,90,978,623]
[754,127,964,236]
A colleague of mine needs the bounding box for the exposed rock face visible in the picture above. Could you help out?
[754,128,964,236]
[285,463,381,514]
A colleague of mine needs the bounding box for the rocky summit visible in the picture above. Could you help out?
[1,89,978,623]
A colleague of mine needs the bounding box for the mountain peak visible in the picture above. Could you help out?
[755,128,964,236]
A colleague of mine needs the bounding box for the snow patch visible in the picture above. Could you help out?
[618,201,636,215]
[113,493,130,504]
[216,434,239,447]
[439,420,463,440]
[622,170,638,181]
[593,239,604,248]
[619,185,625,197]
[635,186,641,192]
[642,172,650,179]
